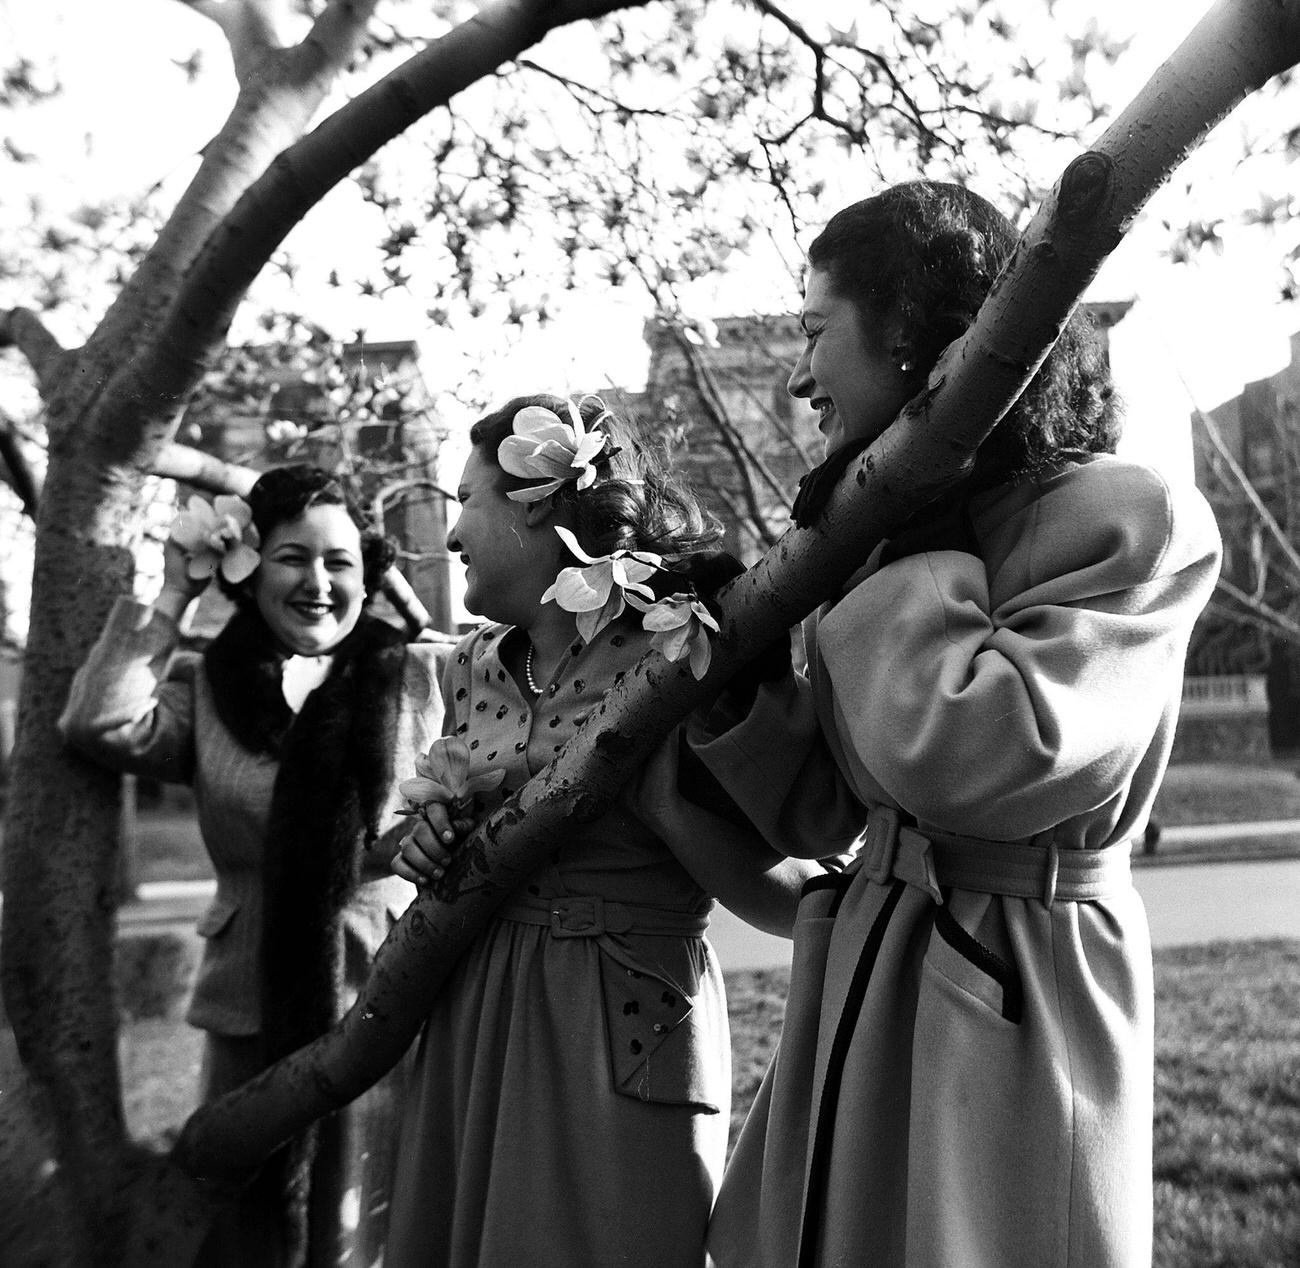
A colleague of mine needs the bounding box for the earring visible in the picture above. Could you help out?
[899,359,914,373]
[892,344,914,373]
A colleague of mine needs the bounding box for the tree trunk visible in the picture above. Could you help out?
[172,0,1300,1194]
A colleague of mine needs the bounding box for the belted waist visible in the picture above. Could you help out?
[854,806,1133,906]
[497,890,710,939]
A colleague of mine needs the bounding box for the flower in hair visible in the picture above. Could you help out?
[542,526,663,642]
[170,494,261,584]
[498,396,616,503]
[399,735,506,819]
[626,591,720,680]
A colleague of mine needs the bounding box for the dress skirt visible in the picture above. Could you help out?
[386,913,730,1268]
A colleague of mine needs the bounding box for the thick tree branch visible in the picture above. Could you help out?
[0,308,69,399]
[171,0,1300,1186]
[179,0,295,84]
[88,0,645,456]
[75,0,380,431]
[151,441,260,495]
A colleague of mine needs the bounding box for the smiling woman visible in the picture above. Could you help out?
[251,501,367,656]
[58,463,453,1268]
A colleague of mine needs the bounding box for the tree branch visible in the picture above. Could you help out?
[0,308,69,399]
[177,0,294,84]
[89,0,646,451]
[1211,579,1300,638]
[151,442,260,495]
[1195,402,1300,589]
[74,1,382,439]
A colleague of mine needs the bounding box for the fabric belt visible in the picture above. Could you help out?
[856,806,1133,906]
[496,890,710,939]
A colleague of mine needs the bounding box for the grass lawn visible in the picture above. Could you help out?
[1152,763,1300,827]
[125,939,1300,1267]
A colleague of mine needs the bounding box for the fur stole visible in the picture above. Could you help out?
[204,606,406,1265]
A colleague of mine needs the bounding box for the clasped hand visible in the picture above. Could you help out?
[391,799,477,886]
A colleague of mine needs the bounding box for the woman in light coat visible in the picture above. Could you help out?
[695,182,1222,1267]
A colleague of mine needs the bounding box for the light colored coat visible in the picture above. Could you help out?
[698,456,1221,1268]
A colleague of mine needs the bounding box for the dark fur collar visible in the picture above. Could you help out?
[204,606,407,1264]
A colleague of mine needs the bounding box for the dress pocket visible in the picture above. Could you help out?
[597,938,726,1112]
[924,904,1023,1024]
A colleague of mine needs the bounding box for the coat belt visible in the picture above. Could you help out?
[855,806,1133,906]
[496,890,710,939]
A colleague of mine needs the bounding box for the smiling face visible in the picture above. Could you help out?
[251,502,365,656]
[447,447,564,625]
[788,266,913,458]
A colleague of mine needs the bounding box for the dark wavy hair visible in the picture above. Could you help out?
[469,393,722,560]
[217,464,395,606]
[808,180,1122,487]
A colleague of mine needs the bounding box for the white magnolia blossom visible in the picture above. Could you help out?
[497,397,613,503]
[399,735,506,813]
[170,494,261,584]
[541,526,663,642]
[627,591,720,679]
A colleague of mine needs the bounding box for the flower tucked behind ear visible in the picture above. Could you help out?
[542,526,662,642]
[399,736,506,818]
[171,494,261,584]
[497,396,616,503]
[626,592,720,679]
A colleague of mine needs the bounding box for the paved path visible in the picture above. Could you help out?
[122,855,1300,973]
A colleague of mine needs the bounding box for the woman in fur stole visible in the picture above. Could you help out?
[60,464,451,1267]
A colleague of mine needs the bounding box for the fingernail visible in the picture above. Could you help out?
[442,831,454,842]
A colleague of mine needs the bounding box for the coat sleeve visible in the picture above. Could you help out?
[57,596,198,785]
[684,669,869,859]
[817,464,1222,838]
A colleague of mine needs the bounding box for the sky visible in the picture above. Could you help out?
[3,0,1298,515]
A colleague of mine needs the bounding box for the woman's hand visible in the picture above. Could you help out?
[391,806,477,886]
[155,538,211,623]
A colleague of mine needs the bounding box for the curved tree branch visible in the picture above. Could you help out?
[88,0,644,455]
[0,308,69,400]
[151,441,260,495]
[178,0,295,84]
[77,0,381,430]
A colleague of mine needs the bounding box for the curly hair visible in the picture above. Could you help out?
[218,464,395,605]
[808,180,1122,487]
[469,394,722,560]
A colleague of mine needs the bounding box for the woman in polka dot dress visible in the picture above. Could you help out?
[385,394,817,1268]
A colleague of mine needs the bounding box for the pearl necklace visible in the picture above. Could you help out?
[524,642,542,696]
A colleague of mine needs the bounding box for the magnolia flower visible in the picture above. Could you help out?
[399,735,506,817]
[542,526,663,642]
[627,592,721,679]
[170,494,261,584]
[497,398,612,503]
